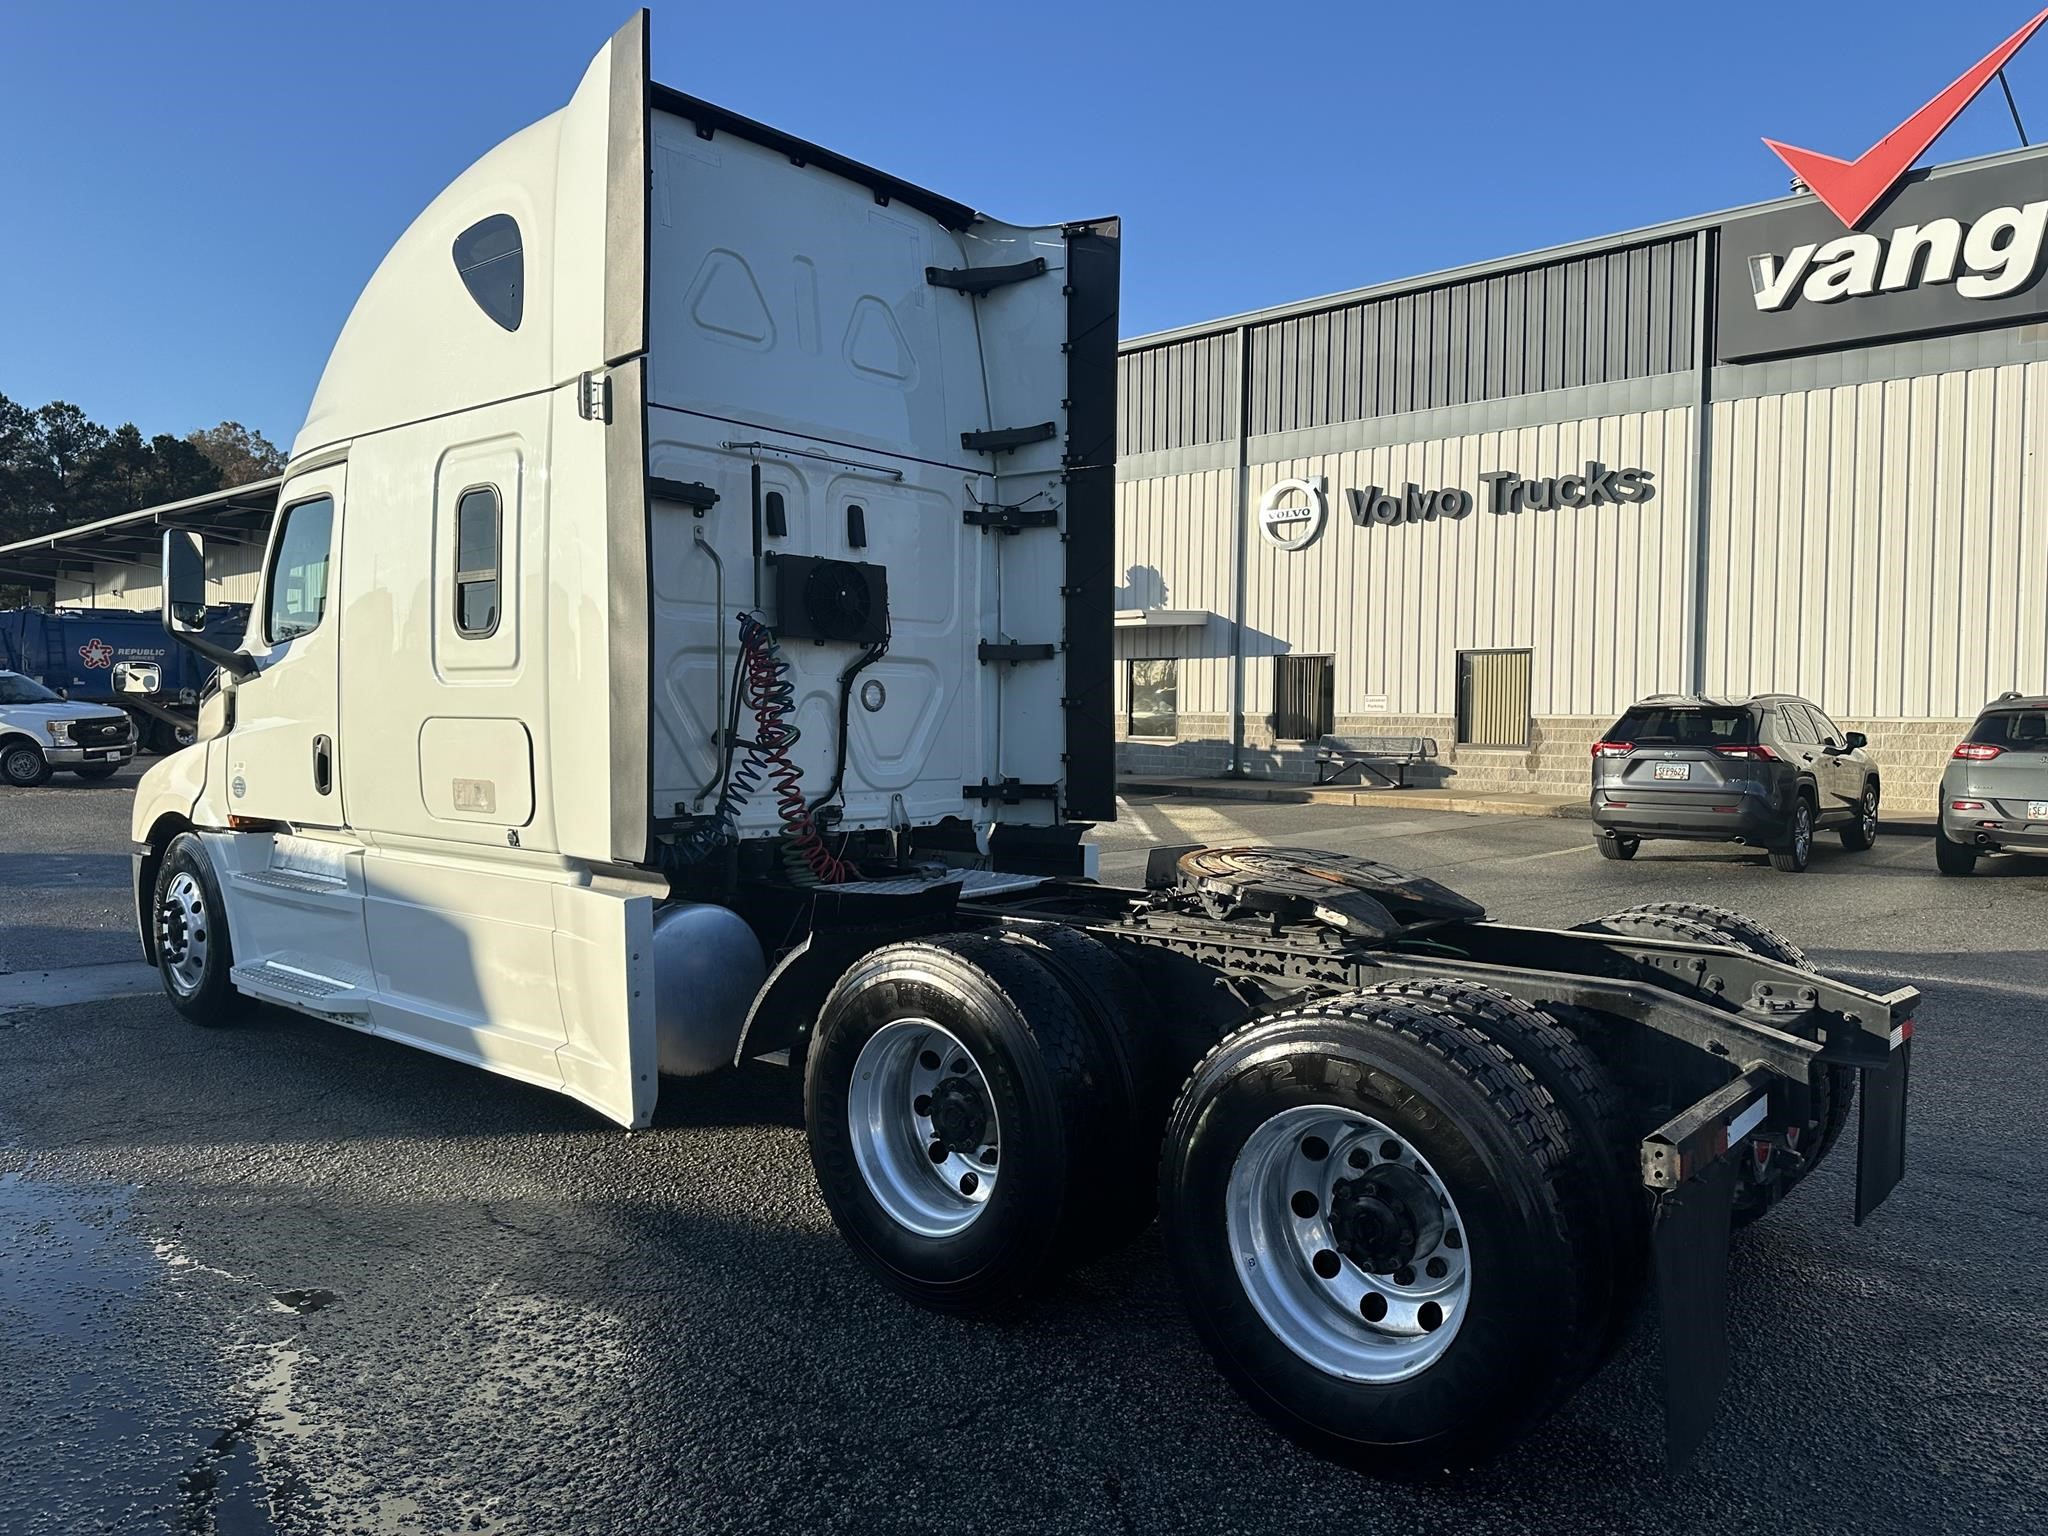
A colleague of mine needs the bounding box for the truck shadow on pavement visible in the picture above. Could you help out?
[3,973,2040,1533]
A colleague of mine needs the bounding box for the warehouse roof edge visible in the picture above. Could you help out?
[1123,139,2048,351]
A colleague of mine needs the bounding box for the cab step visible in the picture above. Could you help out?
[229,960,372,1017]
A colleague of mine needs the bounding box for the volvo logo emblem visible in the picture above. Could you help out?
[1256,476,1328,552]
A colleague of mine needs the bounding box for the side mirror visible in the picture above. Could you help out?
[113,660,161,696]
[1844,730,1868,751]
[159,528,257,679]
[55,686,69,701]
[164,529,208,634]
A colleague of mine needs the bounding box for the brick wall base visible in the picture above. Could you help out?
[1117,714,1969,809]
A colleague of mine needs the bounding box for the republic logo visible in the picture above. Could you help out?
[1747,9,2048,316]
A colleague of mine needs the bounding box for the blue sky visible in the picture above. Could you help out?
[5,1,2047,448]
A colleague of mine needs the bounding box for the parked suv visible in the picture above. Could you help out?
[1937,692,2048,876]
[1590,693,1880,871]
[0,668,136,786]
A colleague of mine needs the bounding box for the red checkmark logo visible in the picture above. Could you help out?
[1765,8,2048,228]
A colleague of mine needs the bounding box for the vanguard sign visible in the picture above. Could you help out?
[1257,464,1656,550]
[1717,158,2048,361]
[1722,12,2048,362]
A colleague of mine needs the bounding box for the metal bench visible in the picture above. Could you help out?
[1314,734,1438,788]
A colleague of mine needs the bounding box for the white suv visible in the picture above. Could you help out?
[0,669,136,786]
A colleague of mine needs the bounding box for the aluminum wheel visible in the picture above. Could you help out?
[1860,788,1878,843]
[1227,1105,1470,1383]
[1794,803,1813,861]
[847,1018,1000,1239]
[157,870,210,998]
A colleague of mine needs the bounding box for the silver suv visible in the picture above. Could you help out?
[1590,693,1881,872]
[1937,692,2048,876]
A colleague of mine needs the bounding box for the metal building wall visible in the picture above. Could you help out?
[1239,409,1697,719]
[1120,332,1238,454]
[1115,467,1237,717]
[1703,360,2048,718]
[1243,237,1697,431]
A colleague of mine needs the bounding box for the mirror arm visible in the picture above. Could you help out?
[167,628,258,681]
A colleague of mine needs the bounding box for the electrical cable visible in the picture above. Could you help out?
[733,612,856,884]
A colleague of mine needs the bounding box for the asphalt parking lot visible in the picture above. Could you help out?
[3,768,2046,1535]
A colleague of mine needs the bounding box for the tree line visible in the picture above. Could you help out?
[1,392,285,604]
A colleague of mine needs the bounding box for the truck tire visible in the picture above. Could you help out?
[994,926,1169,1251]
[1,739,51,787]
[1768,795,1814,872]
[1572,904,1853,1227]
[1158,993,1592,1473]
[151,833,247,1026]
[1596,901,1809,967]
[1935,826,1978,876]
[1357,979,1642,1372]
[1838,782,1879,851]
[804,933,1118,1316]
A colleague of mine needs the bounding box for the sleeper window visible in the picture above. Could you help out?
[265,495,334,643]
[455,486,501,637]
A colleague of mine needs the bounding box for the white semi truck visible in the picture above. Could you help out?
[131,13,1915,1473]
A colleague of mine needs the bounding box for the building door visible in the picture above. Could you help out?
[1456,649,1532,748]
[1273,654,1334,741]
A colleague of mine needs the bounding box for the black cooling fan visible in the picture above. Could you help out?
[771,554,889,645]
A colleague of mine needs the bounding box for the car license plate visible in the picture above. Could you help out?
[1653,762,1690,781]
[2029,802,2048,821]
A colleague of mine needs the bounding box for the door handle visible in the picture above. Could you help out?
[312,734,333,796]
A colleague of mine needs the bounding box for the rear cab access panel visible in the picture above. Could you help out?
[640,93,1116,841]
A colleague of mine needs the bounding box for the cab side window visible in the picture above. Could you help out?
[265,495,335,643]
[454,486,501,637]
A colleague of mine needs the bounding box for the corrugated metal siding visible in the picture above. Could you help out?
[1117,332,1238,455]
[1113,409,1696,724]
[1458,649,1533,746]
[1113,467,1238,720]
[1703,361,2048,718]
[1243,236,1697,437]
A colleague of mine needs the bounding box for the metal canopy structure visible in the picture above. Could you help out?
[0,477,282,594]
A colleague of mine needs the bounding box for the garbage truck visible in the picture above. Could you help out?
[128,11,1914,1474]
[0,603,248,752]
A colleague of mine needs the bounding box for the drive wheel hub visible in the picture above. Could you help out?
[927,1074,990,1155]
[1328,1165,1443,1275]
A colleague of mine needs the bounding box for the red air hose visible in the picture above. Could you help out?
[734,613,856,884]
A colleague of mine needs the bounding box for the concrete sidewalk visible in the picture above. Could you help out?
[1118,775,1589,818]
[1117,774,1939,834]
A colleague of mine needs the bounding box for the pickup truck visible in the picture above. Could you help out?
[0,667,136,785]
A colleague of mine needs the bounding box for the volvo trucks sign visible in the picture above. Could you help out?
[1258,464,1656,550]
[1257,477,1328,550]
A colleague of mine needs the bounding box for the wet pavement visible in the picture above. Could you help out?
[2,783,2046,1533]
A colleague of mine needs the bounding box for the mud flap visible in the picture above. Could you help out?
[1855,1036,1910,1225]
[1652,1155,1737,1470]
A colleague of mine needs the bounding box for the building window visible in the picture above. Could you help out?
[1456,649,1533,747]
[264,495,334,643]
[1273,654,1334,741]
[1127,658,1178,738]
[454,485,502,637]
